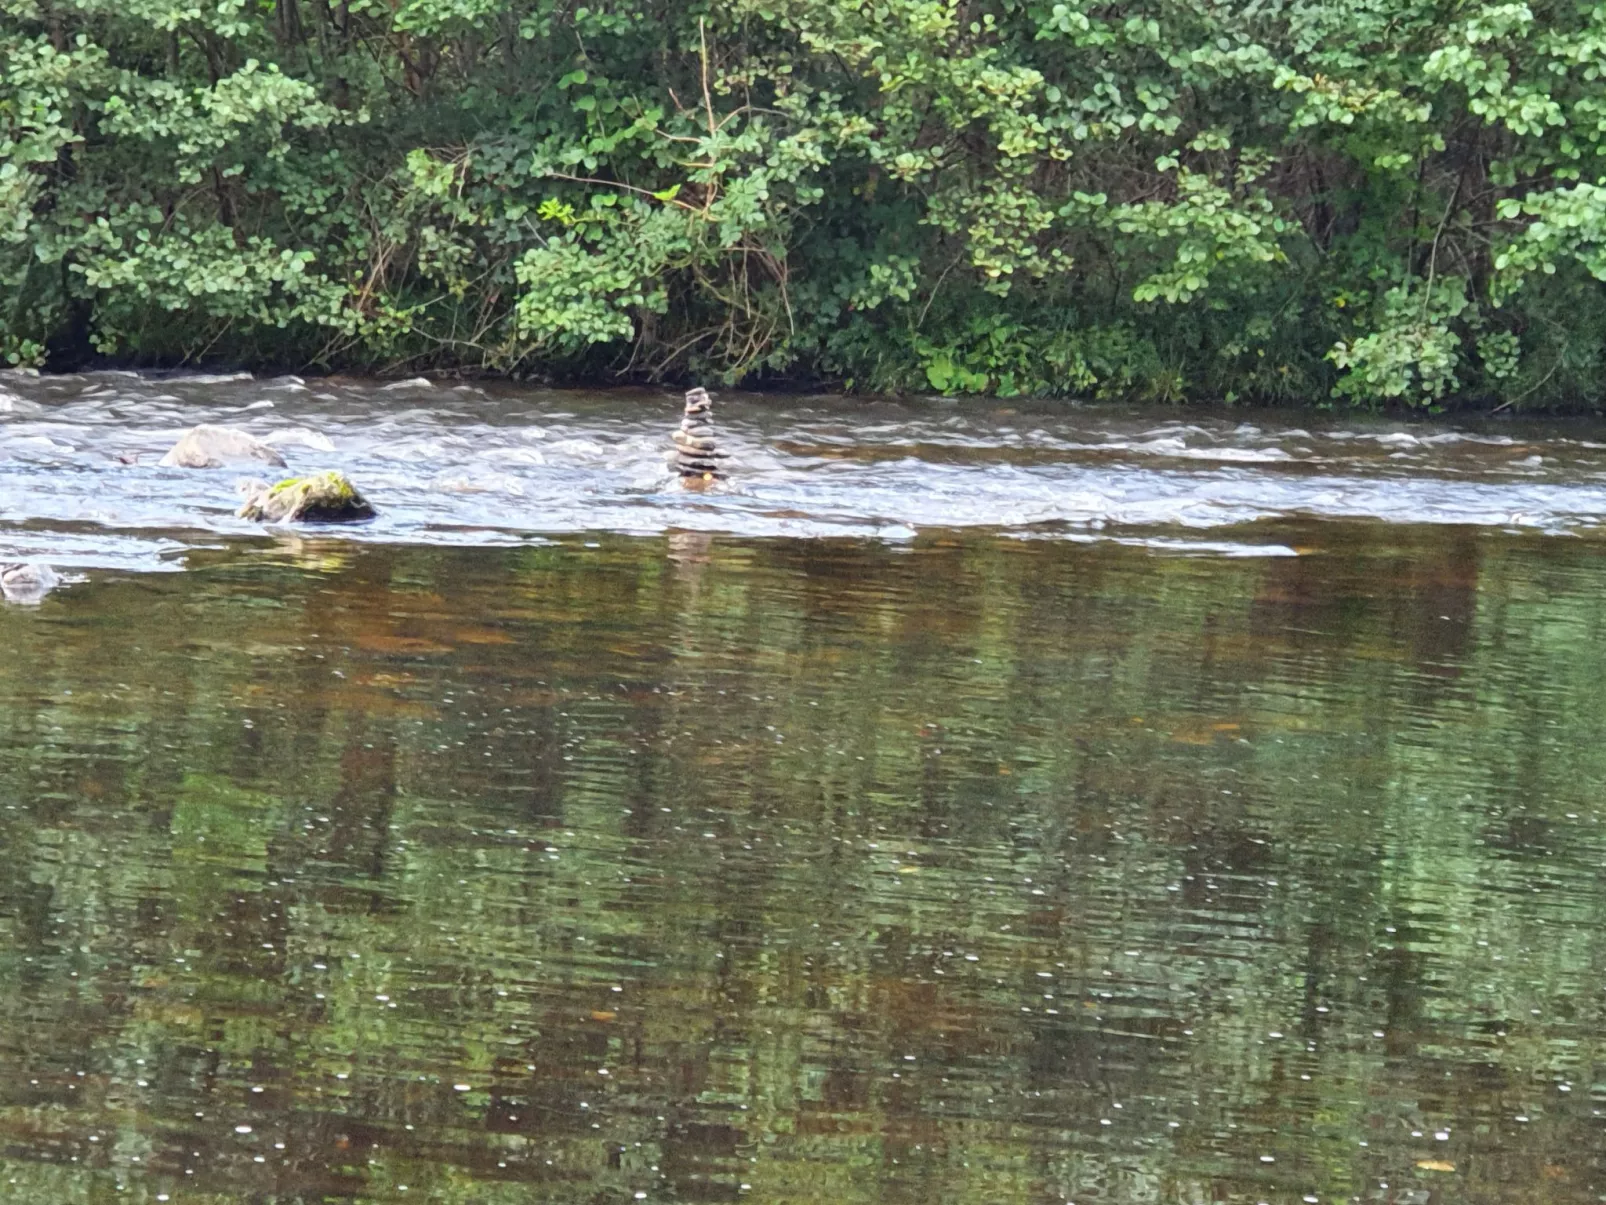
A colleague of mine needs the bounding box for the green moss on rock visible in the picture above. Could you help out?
[237,471,376,523]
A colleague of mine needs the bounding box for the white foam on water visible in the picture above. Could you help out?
[3,373,1606,572]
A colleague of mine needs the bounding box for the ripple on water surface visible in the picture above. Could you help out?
[3,377,1606,1204]
[8,372,1606,570]
[0,534,1604,1203]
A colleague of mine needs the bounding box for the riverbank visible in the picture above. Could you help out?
[15,358,1595,419]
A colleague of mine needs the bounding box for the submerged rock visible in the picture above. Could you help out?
[672,387,727,480]
[0,562,61,604]
[160,424,286,469]
[237,471,376,523]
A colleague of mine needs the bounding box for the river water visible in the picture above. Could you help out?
[2,372,1606,1204]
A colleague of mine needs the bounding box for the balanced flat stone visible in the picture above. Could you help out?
[160,424,287,469]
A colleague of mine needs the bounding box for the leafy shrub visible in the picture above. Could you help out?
[7,0,1606,408]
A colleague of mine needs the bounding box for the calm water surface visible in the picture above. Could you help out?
[2,376,1606,1204]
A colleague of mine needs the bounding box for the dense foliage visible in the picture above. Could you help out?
[10,0,1606,405]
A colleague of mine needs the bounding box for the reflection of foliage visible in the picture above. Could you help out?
[0,533,1603,1202]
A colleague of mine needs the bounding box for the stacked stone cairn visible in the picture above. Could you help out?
[671,387,726,481]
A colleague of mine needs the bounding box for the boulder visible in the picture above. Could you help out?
[160,424,286,469]
[0,562,61,604]
[237,471,376,523]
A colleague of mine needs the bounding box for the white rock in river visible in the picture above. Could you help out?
[159,424,286,469]
[0,562,61,604]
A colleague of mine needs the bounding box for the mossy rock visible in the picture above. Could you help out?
[237,471,376,523]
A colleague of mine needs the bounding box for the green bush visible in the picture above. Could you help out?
[7,0,1606,407]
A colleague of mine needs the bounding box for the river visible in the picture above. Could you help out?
[1,372,1604,1204]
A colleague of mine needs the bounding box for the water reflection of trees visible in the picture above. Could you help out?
[0,532,1602,1202]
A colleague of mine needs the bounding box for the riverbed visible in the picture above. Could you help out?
[1,373,1604,1204]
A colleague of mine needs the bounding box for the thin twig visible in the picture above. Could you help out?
[917,253,964,329]
[1421,170,1464,321]
[699,18,716,139]
[1492,336,1567,412]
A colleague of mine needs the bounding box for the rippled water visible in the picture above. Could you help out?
[9,371,1606,575]
[3,375,1606,1204]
